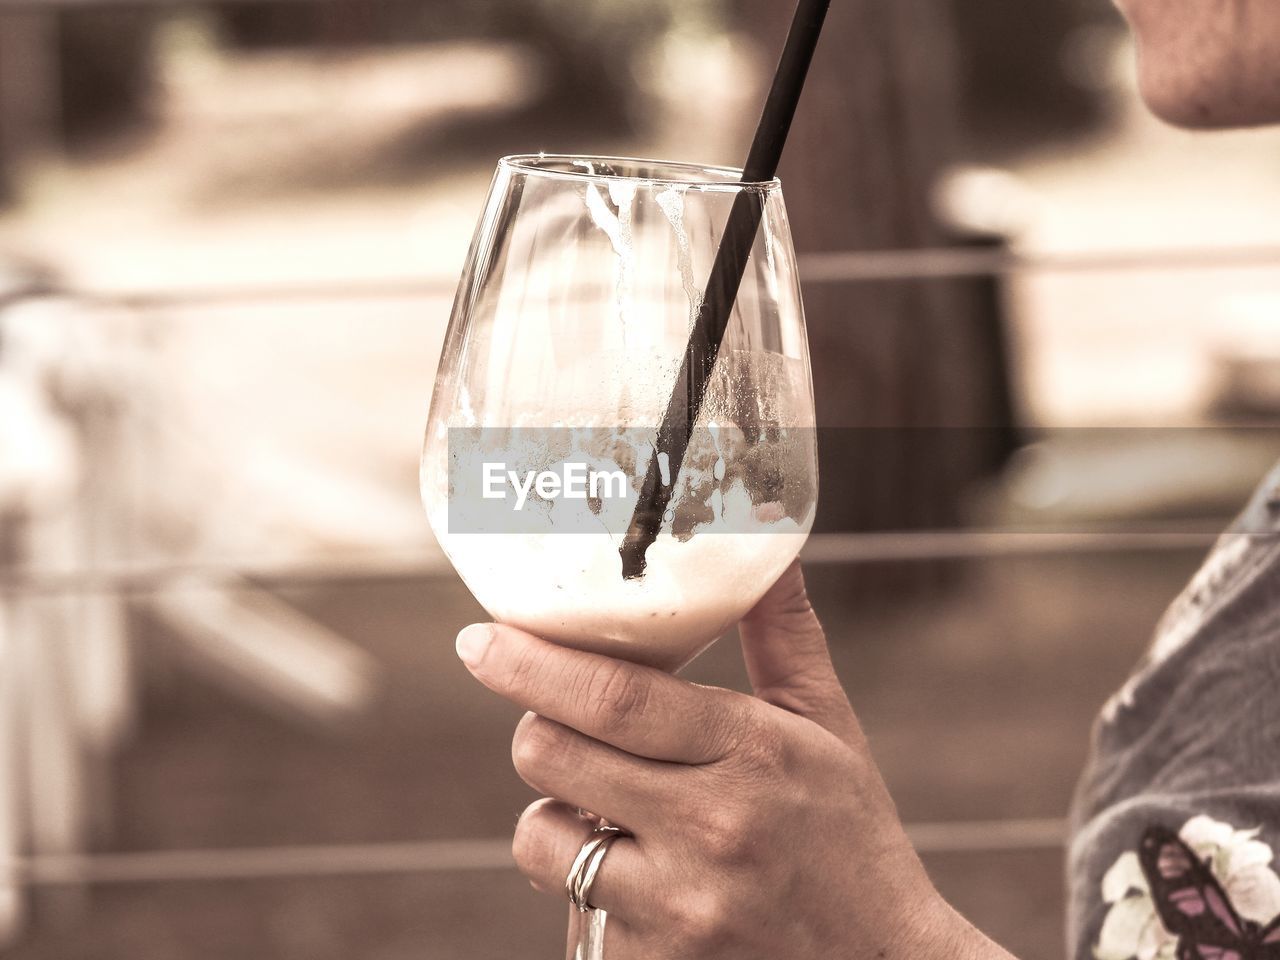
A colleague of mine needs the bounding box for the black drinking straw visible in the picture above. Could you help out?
[619,0,832,580]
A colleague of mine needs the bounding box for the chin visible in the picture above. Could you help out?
[1134,64,1239,129]
[1124,1,1280,128]
[1136,67,1280,129]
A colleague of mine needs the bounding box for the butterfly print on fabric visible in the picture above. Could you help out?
[1138,826,1280,960]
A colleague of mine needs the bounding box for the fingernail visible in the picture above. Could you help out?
[456,624,493,668]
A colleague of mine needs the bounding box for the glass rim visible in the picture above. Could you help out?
[498,153,782,192]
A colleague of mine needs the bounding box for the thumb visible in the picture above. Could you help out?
[739,561,861,745]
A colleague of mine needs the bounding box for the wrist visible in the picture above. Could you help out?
[899,890,1018,960]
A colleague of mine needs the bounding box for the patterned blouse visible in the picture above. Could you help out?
[1069,460,1280,960]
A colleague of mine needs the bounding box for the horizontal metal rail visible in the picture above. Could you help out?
[798,526,1222,564]
[2,817,1067,886]
[17,243,1280,311]
[798,244,1280,282]
[0,526,1225,598]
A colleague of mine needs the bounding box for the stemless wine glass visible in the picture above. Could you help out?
[421,155,818,959]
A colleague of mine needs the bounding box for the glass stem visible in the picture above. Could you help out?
[567,810,610,959]
[567,905,609,960]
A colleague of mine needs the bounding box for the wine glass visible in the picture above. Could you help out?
[420,154,818,958]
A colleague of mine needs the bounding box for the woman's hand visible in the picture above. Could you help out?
[455,561,1009,960]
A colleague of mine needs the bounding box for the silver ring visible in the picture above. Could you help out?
[565,825,626,913]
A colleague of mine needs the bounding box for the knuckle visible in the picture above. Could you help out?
[511,801,556,882]
[695,687,753,760]
[675,890,736,950]
[507,645,543,695]
[511,715,565,782]
[587,662,651,738]
[698,805,753,864]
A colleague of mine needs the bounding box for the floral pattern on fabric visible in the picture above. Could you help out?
[1096,816,1280,960]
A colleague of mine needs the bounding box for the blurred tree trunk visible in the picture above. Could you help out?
[0,8,155,193]
[952,0,1113,149]
[218,2,327,47]
[737,0,1016,551]
[0,11,56,204]
[58,8,157,149]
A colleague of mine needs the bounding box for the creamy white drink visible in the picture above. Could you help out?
[424,343,815,671]
[426,480,811,672]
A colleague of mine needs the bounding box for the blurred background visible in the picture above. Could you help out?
[1,0,1280,957]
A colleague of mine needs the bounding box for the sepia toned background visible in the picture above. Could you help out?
[1,0,1280,957]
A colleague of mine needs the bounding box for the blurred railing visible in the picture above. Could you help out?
[9,817,1070,886]
[40,242,1280,309]
[0,527,1227,599]
[1,240,1278,904]
[7,239,1278,594]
